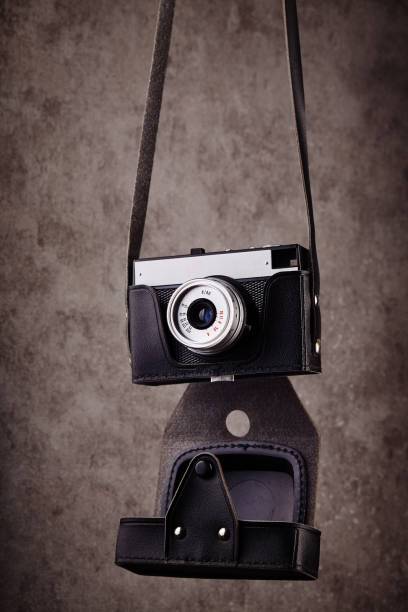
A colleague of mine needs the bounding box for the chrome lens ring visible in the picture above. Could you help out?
[166,277,246,355]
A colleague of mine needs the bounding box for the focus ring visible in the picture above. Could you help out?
[166,277,246,355]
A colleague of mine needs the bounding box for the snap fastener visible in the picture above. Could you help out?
[217,527,230,541]
[195,460,213,478]
[174,526,186,539]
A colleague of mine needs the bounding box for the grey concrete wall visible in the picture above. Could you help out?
[1,0,407,610]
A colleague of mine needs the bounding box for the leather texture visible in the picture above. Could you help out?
[165,454,238,563]
[127,0,174,280]
[155,378,319,525]
[115,453,320,579]
[116,520,320,579]
[128,271,320,384]
[161,443,307,523]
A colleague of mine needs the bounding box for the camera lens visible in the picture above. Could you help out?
[187,299,216,330]
[166,277,246,355]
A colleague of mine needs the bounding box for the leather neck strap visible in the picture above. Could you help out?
[127,0,320,307]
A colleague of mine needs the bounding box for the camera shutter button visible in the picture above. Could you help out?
[190,248,205,255]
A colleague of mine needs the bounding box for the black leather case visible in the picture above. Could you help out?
[128,271,321,385]
[115,378,321,579]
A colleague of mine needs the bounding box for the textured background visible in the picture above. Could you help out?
[1,0,407,610]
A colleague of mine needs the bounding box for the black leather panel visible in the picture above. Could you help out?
[128,272,321,384]
[238,520,298,566]
[115,519,320,580]
[128,285,177,378]
[165,454,238,563]
[116,518,163,562]
[162,443,307,524]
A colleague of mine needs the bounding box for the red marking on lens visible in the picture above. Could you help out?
[214,327,219,332]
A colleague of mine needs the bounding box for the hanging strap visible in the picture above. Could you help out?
[127,0,175,284]
[282,0,319,302]
[127,0,320,314]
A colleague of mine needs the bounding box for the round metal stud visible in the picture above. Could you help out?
[195,459,213,479]
[315,339,321,354]
[174,526,186,539]
[217,527,230,541]
[314,295,318,306]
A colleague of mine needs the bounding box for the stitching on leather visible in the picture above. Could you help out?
[165,442,306,523]
[166,455,238,562]
[133,364,308,381]
[168,557,232,563]
[131,286,176,365]
[119,556,164,561]
[118,556,297,567]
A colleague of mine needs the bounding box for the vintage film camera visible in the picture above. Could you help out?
[128,243,321,385]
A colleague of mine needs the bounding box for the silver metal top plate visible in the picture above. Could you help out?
[133,249,297,286]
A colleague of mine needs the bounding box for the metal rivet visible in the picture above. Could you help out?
[314,295,318,306]
[217,527,230,541]
[195,460,213,478]
[174,526,186,539]
[315,339,321,354]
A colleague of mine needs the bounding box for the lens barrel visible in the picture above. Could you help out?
[166,278,246,355]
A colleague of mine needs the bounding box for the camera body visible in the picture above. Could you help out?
[128,244,321,385]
